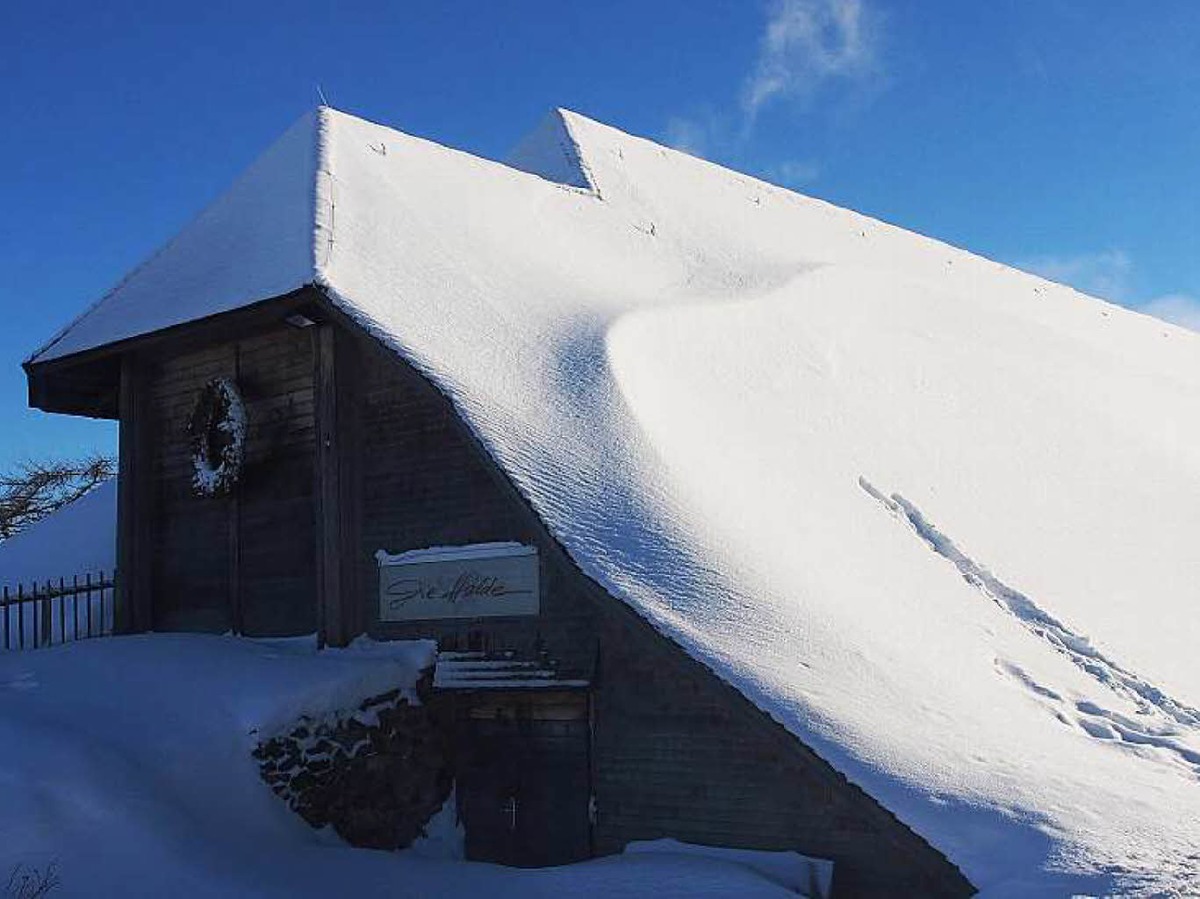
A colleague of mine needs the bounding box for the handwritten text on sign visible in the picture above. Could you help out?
[377,543,539,621]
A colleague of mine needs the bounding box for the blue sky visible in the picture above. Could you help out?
[2,1,1197,468]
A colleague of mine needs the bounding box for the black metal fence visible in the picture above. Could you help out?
[1,572,116,651]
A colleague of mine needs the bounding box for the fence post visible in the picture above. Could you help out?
[2,585,8,650]
[40,580,52,648]
[18,583,25,650]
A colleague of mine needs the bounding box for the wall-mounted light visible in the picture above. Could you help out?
[284,313,317,329]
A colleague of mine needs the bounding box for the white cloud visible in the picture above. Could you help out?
[741,0,881,122]
[1137,294,1200,332]
[663,116,713,158]
[1016,249,1199,333]
[766,158,821,186]
[667,0,883,170]
[663,1,881,171]
[1016,249,1133,301]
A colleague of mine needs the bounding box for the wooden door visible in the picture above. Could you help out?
[455,693,591,866]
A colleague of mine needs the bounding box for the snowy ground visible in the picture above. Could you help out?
[0,634,810,898]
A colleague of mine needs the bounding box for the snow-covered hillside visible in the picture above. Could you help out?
[0,479,115,589]
[0,635,806,898]
[27,107,1200,895]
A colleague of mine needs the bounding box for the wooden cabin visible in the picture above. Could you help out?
[23,107,975,898]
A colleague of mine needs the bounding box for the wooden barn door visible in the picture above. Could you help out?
[146,326,318,637]
[148,344,239,633]
[233,328,317,636]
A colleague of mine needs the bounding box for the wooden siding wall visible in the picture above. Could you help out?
[591,592,973,898]
[145,324,317,635]
[352,334,597,678]
[346,329,972,899]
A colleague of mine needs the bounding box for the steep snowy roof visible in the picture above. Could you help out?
[29,107,1200,895]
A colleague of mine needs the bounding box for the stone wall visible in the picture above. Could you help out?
[253,682,451,849]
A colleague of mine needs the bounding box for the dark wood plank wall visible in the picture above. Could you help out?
[351,332,598,678]
[143,323,317,635]
[148,343,234,631]
[591,590,974,898]
[237,327,317,635]
[345,327,972,898]
[117,355,153,632]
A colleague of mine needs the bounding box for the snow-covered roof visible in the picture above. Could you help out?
[28,107,1200,894]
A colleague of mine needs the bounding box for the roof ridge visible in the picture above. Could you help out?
[313,106,336,282]
[505,108,599,195]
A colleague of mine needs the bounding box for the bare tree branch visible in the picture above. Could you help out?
[5,861,60,899]
[0,456,115,541]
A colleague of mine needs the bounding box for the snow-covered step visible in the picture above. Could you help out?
[432,652,589,691]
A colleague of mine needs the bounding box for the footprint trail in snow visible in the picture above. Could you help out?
[859,476,1200,777]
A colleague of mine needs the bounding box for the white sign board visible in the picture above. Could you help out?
[376,543,539,622]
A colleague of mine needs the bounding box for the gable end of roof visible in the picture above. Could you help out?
[505,108,598,194]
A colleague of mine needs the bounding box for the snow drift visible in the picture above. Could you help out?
[0,635,803,897]
[27,107,1200,895]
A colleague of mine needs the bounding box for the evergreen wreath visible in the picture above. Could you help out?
[187,377,247,497]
